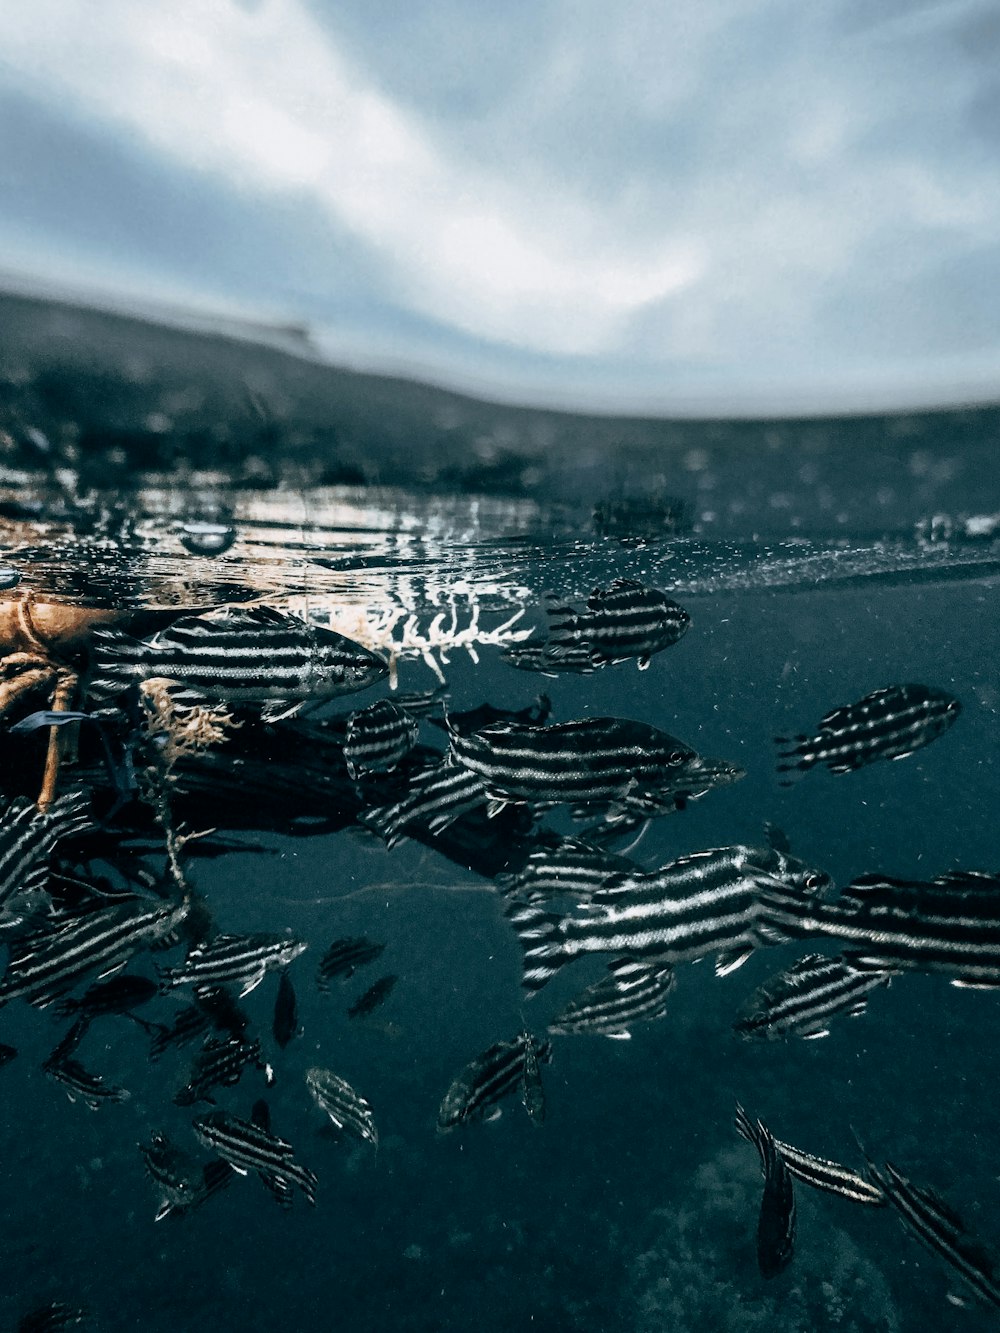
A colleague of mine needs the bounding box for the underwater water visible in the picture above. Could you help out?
[0,296,999,1332]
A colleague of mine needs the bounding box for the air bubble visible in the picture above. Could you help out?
[179,522,237,557]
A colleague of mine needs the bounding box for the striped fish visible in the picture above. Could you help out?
[760,874,1000,988]
[91,604,387,706]
[866,1159,1000,1308]
[449,715,742,816]
[0,895,189,1008]
[743,1118,796,1278]
[735,953,894,1041]
[776,683,960,780]
[508,845,830,993]
[306,1067,378,1147]
[139,1131,234,1222]
[158,932,307,997]
[143,984,250,1062]
[361,758,487,848]
[55,973,159,1022]
[17,1303,90,1332]
[496,836,639,904]
[501,640,601,676]
[521,1030,546,1125]
[427,695,551,736]
[734,1104,885,1205]
[543,579,690,670]
[547,958,675,1039]
[192,1108,318,1207]
[438,1032,553,1130]
[43,1053,130,1110]
[173,1034,271,1106]
[0,789,91,920]
[344,699,420,779]
[316,936,385,990]
[759,1135,796,1280]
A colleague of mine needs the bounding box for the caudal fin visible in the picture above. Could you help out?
[505,903,573,994]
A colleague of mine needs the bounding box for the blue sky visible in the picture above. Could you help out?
[0,0,998,414]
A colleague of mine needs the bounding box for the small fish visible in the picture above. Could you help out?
[91,604,387,707]
[430,696,552,736]
[17,1303,90,1332]
[347,974,397,1019]
[438,1032,553,1130]
[43,1053,130,1111]
[173,1035,270,1106]
[272,970,300,1048]
[776,683,960,780]
[449,715,741,818]
[159,933,307,997]
[344,699,420,779]
[754,1126,796,1278]
[501,640,601,677]
[520,1031,546,1125]
[547,958,675,1038]
[0,789,92,920]
[542,579,691,670]
[735,953,894,1041]
[139,1130,235,1221]
[305,1067,378,1147]
[734,1105,884,1206]
[762,821,791,855]
[316,937,386,990]
[56,974,160,1022]
[508,845,829,993]
[865,1158,1000,1308]
[192,1108,318,1207]
[0,895,189,1009]
[361,758,488,849]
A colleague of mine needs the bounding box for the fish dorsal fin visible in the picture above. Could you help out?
[933,869,1000,890]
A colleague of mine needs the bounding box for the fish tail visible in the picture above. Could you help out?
[358,804,409,850]
[505,904,572,993]
[89,628,148,699]
[45,788,94,843]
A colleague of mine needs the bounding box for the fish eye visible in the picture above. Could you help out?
[804,872,826,890]
[666,750,687,766]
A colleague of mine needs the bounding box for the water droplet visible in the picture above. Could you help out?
[0,566,21,590]
[179,522,237,557]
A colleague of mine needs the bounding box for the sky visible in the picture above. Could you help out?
[0,0,998,414]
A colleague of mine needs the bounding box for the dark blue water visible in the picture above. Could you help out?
[0,554,997,1332]
[1,296,999,1331]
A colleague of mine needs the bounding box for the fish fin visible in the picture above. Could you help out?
[45,788,95,843]
[260,700,304,724]
[505,904,571,993]
[89,627,148,697]
[801,1028,830,1040]
[604,1030,632,1041]
[715,947,753,978]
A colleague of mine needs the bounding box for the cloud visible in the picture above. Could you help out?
[0,0,998,410]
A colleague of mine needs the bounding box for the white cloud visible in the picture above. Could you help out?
[0,0,998,409]
[0,0,705,356]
